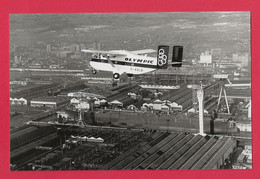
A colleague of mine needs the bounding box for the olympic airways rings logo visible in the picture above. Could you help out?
[158,48,167,66]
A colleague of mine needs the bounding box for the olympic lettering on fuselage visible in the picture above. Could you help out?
[125,58,153,64]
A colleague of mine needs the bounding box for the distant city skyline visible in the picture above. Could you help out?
[10,12,250,54]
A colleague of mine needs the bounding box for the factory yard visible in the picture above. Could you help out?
[9,72,252,171]
[11,127,237,171]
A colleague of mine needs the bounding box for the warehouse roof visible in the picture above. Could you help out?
[31,97,69,103]
[101,133,237,170]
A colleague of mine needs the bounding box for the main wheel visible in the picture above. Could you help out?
[92,69,97,74]
[127,73,133,77]
[113,73,120,79]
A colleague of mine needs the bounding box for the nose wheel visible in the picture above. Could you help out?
[113,73,120,79]
[92,69,97,74]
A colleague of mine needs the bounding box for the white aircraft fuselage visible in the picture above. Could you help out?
[90,53,157,75]
[82,45,183,79]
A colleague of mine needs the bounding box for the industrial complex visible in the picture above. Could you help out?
[9,12,251,171]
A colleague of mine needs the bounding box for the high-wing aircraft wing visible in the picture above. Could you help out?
[129,49,157,55]
[168,62,182,64]
[81,49,127,56]
[82,49,156,56]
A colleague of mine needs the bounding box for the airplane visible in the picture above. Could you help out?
[81,45,183,79]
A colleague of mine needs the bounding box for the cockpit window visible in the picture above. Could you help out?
[92,54,98,58]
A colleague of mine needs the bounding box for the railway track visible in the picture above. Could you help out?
[11,129,90,170]
[12,128,150,170]
[11,83,61,100]
[11,127,57,151]
[12,142,62,170]
[11,129,114,170]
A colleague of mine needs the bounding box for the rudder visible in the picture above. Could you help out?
[172,46,183,67]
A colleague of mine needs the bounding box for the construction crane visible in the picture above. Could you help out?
[213,74,231,114]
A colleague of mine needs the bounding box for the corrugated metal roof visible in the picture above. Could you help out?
[99,132,236,170]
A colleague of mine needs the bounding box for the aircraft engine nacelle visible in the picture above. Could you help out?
[157,45,169,69]
[172,46,183,67]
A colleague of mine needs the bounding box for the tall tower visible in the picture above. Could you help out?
[47,45,51,52]
[14,56,19,64]
[97,42,102,50]
[75,44,80,52]
[80,44,85,51]
[188,83,206,136]
[197,85,205,136]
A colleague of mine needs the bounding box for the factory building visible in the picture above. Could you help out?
[232,143,252,169]
[99,133,237,170]
[235,121,252,132]
[141,100,183,112]
[199,51,212,65]
[30,97,69,108]
[246,100,251,119]
[126,104,137,111]
[57,111,69,119]
[70,98,80,105]
[25,130,238,171]
[59,52,68,58]
[94,99,108,107]
[232,53,249,67]
[10,81,27,86]
[76,101,91,110]
[10,97,28,105]
[67,92,105,99]
[188,108,208,114]
[110,100,123,108]
[70,98,94,110]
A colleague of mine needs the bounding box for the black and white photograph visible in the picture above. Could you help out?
[9,12,251,171]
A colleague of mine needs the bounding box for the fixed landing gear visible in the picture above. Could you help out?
[127,73,133,77]
[92,69,97,74]
[113,73,120,79]
[112,81,118,87]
